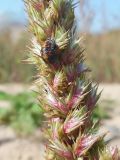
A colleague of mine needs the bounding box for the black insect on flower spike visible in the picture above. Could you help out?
[41,38,59,60]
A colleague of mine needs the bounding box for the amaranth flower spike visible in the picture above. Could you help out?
[25,0,120,159]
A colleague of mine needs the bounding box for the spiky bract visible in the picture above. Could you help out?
[25,0,120,159]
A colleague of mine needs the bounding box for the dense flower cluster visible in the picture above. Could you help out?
[25,0,120,159]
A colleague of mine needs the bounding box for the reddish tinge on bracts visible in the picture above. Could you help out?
[25,0,120,159]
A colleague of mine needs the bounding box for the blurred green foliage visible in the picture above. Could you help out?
[0,91,43,136]
[93,104,109,121]
[0,91,109,136]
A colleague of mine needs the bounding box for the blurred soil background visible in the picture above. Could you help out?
[0,0,120,159]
